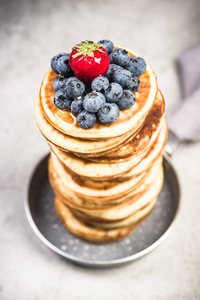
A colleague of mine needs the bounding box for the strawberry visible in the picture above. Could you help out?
[69,40,110,85]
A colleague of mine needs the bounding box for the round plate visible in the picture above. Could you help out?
[25,153,180,267]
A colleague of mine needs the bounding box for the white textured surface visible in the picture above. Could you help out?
[1,0,200,299]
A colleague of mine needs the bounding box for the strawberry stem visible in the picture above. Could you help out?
[72,40,104,58]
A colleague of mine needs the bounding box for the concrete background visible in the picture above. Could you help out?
[1,0,200,299]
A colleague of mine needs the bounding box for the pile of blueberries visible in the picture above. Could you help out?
[51,39,146,129]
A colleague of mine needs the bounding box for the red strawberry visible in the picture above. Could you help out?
[69,40,110,85]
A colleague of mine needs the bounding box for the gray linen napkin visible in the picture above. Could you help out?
[167,42,200,141]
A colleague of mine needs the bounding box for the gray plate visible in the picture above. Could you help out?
[25,153,180,267]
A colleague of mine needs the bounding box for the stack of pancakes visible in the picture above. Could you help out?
[35,47,168,243]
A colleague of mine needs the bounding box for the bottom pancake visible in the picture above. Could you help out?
[55,197,151,243]
[71,197,157,230]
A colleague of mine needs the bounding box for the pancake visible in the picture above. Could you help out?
[49,152,149,200]
[123,119,168,178]
[49,156,162,210]
[40,47,157,139]
[70,167,163,221]
[71,197,157,230]
[35,93,146,156]
[55,196,150,243]
[35,43,167,243]
[49,117,167,181]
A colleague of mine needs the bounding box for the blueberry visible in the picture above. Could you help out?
[51,53,68,73]
[104,83,123,103]
[97,103,120,124]
[77,110,96,129]
[112,68,132,87]
[64,78,85,98]
[97,40,114,54]
[91,76,109,92]
[126,56,146,76]
[105,64,122,81]
[53,76,68,91]
[118,90,136,110]
[125,75,140,92]
[109,52,114,64]
[112,48,130,66]
[56,55,73,77]
[65,76,77,84]
[71,98,84,115]
[53,89,72,110]
[83,92,106,113]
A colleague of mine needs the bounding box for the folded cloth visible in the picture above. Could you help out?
[167,42,200,141]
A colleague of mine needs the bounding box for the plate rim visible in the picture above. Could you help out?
[25,152,181,267]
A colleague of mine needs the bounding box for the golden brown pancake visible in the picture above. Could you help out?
[35,93,146,156]
[40,47,157,139]
[35,45,168,243]
[48,153,163,210]
[55,197,151,243]
[49,117,167,181]
[71,197,157,230]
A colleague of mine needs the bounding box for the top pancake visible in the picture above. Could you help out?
[35,94,146,155]
[39,46,158,139]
